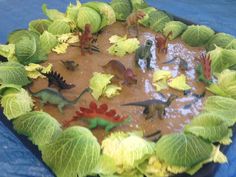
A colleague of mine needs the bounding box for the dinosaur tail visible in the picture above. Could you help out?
[121,101,147,107]
[71,87,91,104]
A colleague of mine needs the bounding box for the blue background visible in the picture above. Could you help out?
[0,0,236,177]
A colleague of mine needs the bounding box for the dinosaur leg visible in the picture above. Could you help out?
[158,109,165,119]
[58,104,64,113]
[147,57,151,69]
[105,124,115,132]
[40,100,47,109]
[145,106,155,119]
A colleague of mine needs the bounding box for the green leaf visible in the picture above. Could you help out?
[29,19,52,34]
[42,4,65,21]
[8,29,34,44]
[208,46,236,74]
[0,84,21,96]
[1,88,34,120]
[0,44,17,61]
[102,132,155,173]
[206,33,236,51]
[138,7,157,27]
[203,96,236,126]
[66,1,81,22]
[83,1,116,29]
[155,133,213,167]
[13,111,62,149]
[181,25,215,47]
[167,74,191,91]
[163,21,187,40]
[207,69,236,99]
[185,113,232,144]
[0,62,30,86]
[89,72,113,100]
[15,32,47,65]
[130,0,148,11]
[91,155,117,176]
[76,6,102,33]
[41,126,100,177]
[40,31,58,53]
[149,11,172,33]
[110,0,132,21]
[48,20,71,35]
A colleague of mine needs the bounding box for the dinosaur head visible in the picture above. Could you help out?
[145,39,153,48]
[136,10,146,20]
[84,24,92,34]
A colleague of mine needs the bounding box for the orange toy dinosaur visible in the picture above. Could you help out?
[155,31,173,54]
[79,24,94,55]
[126,10,146,37]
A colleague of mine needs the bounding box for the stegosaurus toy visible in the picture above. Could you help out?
[64,101,131,132]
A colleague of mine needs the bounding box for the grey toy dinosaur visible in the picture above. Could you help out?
[122,94,177,119]
[29,87,90,113]
[135,39,153,69]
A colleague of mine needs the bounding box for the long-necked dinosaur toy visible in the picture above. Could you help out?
[29,87,90,113]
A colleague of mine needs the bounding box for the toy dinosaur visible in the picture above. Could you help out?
[135,39,153,69]
[126,10,146,37]
[155,31,172,54]
[196,54,212,85]
[102,60,137,85]
[61,60,79,71]
[38,70,75,91]
[29,87,90,113]
[64,101,131,132]
[144,130,162,142]
[79,24,95,55]
[122,94,177,119]
[163,56,189,71]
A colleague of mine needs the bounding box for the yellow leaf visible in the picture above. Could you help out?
[168,74,191,91]
[52,43,69,54]
[152,70,172,92]
[103,84,122,98]
[25,63,52,79]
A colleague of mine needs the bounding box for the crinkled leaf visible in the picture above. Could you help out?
[149,11,172,33]
[0,62,30,86]
[40,31,58,53]
[103,84,122,98]
[41,126,100,177]
[181,25,215,47]
[76,6,102,33]
[25,63,52,79]
[208,46,236,74]
[163,21,187,40]
[168,74,191,91]
[155,133,213,167]
[48,19,71,35]
[89,72,113,100]
[84,2,116,29]
[15,31,47,65]
[0,44,17,61]
[42,4,65,21]
[130,0,148,11]
[110,0,132,21]
[185,113,232,144]
[138,7,157,27]
[206,33,236,51]
[91,155,117,176]
[207,69,236,99]
[1,88,34,120]
[102,132,155,173]
[57,33,79,43]
[203,96,236,126]
[152,70,171,92]
[29,19,52,34]
[52,43,69,54]
[108,35,140,57]
[13,111,62,149]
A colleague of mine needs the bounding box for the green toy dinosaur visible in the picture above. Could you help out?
[64,101,131,132]
[29,87,90,112]
[135,39,153,69]
[122,94,177,119]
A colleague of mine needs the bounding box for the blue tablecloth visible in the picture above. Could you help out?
[0,1,236,177]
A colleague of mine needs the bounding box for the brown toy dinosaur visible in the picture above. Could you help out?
[79,24,94,55]
[122,94,177,119]
[126,10,146,37]
[155,31,172,54]
[102,60,137,85]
